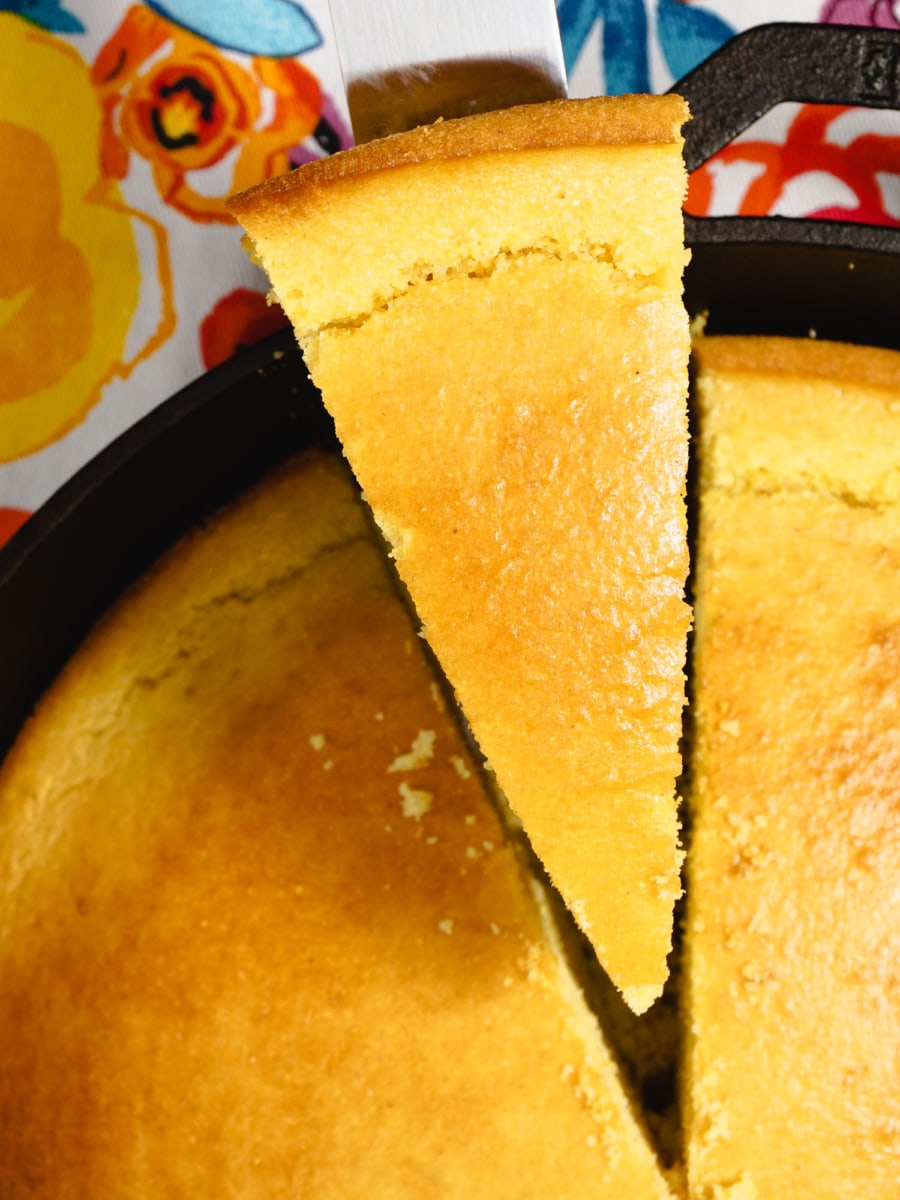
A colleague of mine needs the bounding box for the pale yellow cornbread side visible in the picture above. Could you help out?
[0,452,674,1199]
[228,95,692,1012]
[685,336,900,1199]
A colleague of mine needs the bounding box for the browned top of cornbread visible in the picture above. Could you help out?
[304,254,690,1016]
[685,335,900,1199]
[0,452,673,1199]
[693,332,900,390]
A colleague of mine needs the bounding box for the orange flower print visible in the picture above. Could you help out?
[687,103,900,226]
[92,5,329,223]
[0,15,165,463]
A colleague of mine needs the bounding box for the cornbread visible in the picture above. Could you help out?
[228,95,692,1012]
[0,451,675,1199]
[684,336,900,1198]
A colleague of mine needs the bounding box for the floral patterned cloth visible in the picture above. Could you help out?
[1,0,898,546]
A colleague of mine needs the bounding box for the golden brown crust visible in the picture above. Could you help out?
[0,452,673,1199]
[227,94,689,220]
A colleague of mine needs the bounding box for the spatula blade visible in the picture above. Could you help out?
[327,0,568,143]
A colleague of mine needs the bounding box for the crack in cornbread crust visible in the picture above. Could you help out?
[684,336,900,1199]
[309,242,674,340]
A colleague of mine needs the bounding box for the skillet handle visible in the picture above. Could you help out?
[672,23,900,346]
[674,21,900,174]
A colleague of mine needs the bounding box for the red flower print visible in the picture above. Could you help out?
[200,288,290,368]
[687,103,900,226]
[0,507,30,549]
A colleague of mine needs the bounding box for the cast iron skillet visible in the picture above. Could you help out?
[0,22,898,759]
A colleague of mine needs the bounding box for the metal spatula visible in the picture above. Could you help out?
[327,0,568,143]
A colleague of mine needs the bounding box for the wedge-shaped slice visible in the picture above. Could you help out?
[0,452,675,1198]
[685,336,900,1199]
[229,96,692,1011]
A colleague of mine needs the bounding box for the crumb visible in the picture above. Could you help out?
[388,729,436,773]
[450,754,471,780]
[399,781,433,820]
[570,898,592,932]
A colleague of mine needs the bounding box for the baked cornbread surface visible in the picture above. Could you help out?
[0,452,674,1199]
[229,95,692,1013]
[685,336,900,1198]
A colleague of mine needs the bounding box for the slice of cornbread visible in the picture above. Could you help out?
[229,95,692,1012]
[685,336,900,1199]
[0,451,675,1198]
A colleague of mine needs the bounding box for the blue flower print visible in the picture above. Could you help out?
[0,0,84,33]
[557,0,734,94]
[146,0,321,57]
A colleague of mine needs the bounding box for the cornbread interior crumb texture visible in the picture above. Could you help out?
[0,452,674,1199]
[685,336,900,1199]
[228,94,693,1012]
